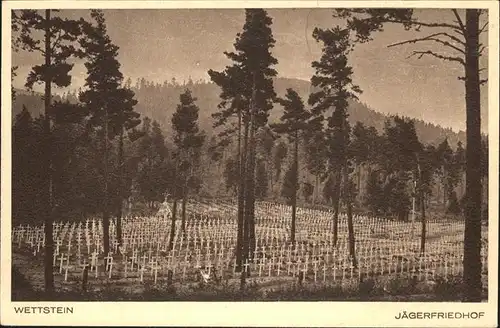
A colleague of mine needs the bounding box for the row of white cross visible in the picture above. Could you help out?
[12,200,488,287]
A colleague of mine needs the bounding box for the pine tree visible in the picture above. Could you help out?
[114,87,140,247]
[50,101,91,221]
[383,116,428,252]
[282,163,297,203]
[208,9,278,282]
[79,10,137,255]
[255,159,269,200]
[271,88,310,244]
[365,170,384,215]
[273,141,288,187]
[303,121,327,204]
[309,26,361,265]
[454,141,466,198]
[12,106,44,224]
[302,182,314,203]
[16,9,86,293]
[256,126,276,191]
[136,118,168,208]
[436,138,454,209]
[335,7,487,302]
[170,89,205,244]
[349,122,379,203]
[224,157,239,196]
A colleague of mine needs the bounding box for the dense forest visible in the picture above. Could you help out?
[13,78,468,147]
[12,73,486,225]
[12,81,488,224]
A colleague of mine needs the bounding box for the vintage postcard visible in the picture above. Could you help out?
[1,0,498,326]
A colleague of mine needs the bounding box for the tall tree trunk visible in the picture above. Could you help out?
[357,163,362,203]
[43,9,54,294]
[102,107,110,256]
[343,163,357,267]
[244,118,256,262]
[268,157,273,194]
[332,170,341,247]
[416,156,426,254]
[290,133,299,245]
[463,9,482,302]
[247,76,258,262]
[420,190,426,254]
[236,110,247,273]
[443,166,447,210]
[239,120,249,288]
[168,199,178,251]
[434,177,441,205]
[313,175,319,205]
[181,192,187,233]
[116,127,124,247]
[242,74,258,287]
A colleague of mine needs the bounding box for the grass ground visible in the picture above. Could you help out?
[12,251,487,302]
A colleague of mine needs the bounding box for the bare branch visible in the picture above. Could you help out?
[373,17,464,36]
[410,21,463,36]
[387,32,465,54]
[427,37,465,54]
[438,31,465,45]
[478,44,487,56]
[479,21,488,34]
[452,9,467,36]
[480,79,488,85]
[408,50,465,66]
[410,31,465,45]
[404,20,461,30]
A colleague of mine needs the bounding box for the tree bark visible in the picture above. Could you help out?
[239,120,249,287]
[236,109,247,272]
[43,9,54,295]
[116,127,124,247]
[332,170,341,247]
[102,103,110,256]
[443,165,447,210]
[168,199,178,251]
[313,175,319,205]
[245,115,256,263]
[463,9,482,302]
[242,74,258,287]
[344,164,357,268]
[357,163,362,203]
[268,157,273,194]
[181,193,187,233]
[415,156,426,254]
[420,190,426,254]
[290,132,299,245]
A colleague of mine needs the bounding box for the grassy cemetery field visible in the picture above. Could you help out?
[11,200,488,301]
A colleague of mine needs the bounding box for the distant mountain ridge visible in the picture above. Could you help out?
[12,77,466,147]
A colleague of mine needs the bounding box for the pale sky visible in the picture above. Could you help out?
[12,8,489,132]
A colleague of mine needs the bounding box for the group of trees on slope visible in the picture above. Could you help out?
[12,8,488,301]
[12,9,207,295]
[13,78,469,148]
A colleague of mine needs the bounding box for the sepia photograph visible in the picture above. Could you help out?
[1,0,498,326]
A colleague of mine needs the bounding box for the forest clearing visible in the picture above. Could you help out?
[11,200,488,301]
